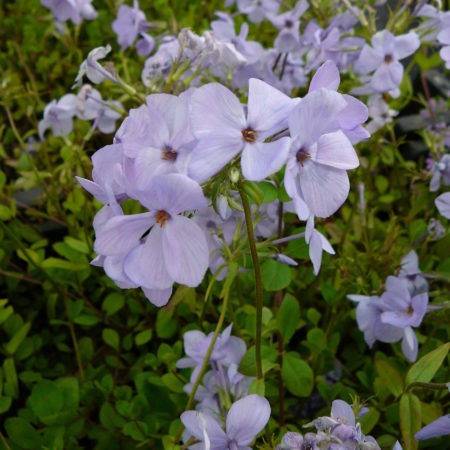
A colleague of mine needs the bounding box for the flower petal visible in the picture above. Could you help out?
[181,411,228,448]
[299,163,350,218]
[162,216,209,287]
[394,32,420,60]
[142,286,173,307]
[124,225,174,289]
[435,192,450,219]
[315,130,359,170]
[190,83,246,139]
[226,395,271,445]
[94,212,154,256]
[309,60,340,92]
[415,415,450,440]
[241,138,290,181]
[401,327,418,362]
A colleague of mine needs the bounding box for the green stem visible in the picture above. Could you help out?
[238,187,264,380]
[405,381,449,393]
[174,279,232,443]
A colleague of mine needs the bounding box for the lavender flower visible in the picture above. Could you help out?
[181,394,271,449]
[237,0,279,24]
[305,216,335,275]
[284,88,360,219]
[366,95,398,134]
[94,174,209,304]
[438,27,450,68]
[354,30,420,95]
[38,95,77,139]
[112,0,148,51]
[429,154,450,192]
[41,0,97,25]
[75,45,118,86]
[189,78,295,182]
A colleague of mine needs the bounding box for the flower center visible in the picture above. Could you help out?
[296,147,311,167]
[285,19,293,28]
[384,54,393,63]
[242,128,257,142]
[156,210,170,227]
[407,305,414,315]
[161,147,178,162]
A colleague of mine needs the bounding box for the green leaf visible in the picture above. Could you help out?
[375,359,404,397]
[261,260,292,291]
[5,322,31,355]
[135,329,152,346]
[239,345,278,377]
[406,343,450,385]
[73,313,100,326]
[102,328,120,351]
[156,310,177,339]
[282,352,314,397]
[0,395,12,414]
[29,379,64,424]
[102,293,125,316]
[248,378,265,396]
[3,357,18,398]
[360,408,380,434]
[161,373,184,393]
[64,236,90,254]
[254,181,278,203]
[276,293,300,344]
[400,393,421,450]
[41,257,88,271]
[5,418,42,449]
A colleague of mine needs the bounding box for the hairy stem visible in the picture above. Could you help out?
[239,187,264,380]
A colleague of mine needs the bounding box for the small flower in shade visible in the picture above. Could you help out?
[41,0,97,24]
[393,441,403,450]
[237,0,279,24]
[176,324,246,381]
[136,32,155,57]
[189,78,295,183]
[438,27,450,68]
[75,45,118,87]
[354,30,420,94]
[429,154,450,192]
[122,93,195,190]
[112,0,148,51]
[38,95,77,139]
[415,414,450,440]
[399,250,428,295]
[305,216,335,275]
[366,94,398,134]
[181,394,271,449]
[276,431,303,449]
[268,1,309,52]
[285,88,360,219]
[94,174,209,298]
[436,192,450,219]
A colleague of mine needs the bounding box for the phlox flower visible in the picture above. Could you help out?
[284,88,360,219]
[181,394,271,449]
[176,323,246,381]
[429,154,450,192]
[94,174,209,305]
[121,93,195,190]
[237,0,279,24]
[112,0,148,51]
[75,45,118,87]
[38,95,77,139]
[438,27,450,68]
[189,78,295,182]
[354,30,420,95]
[415,414,450,440]
[142,37,180,85]
[41,0,97,25]
[365,95,398,134]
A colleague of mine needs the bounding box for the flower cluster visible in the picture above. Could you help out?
[40,0,97,26]
[348,251,430,362]
[277,399,381,450]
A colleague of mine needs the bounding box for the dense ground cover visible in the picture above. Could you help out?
[0,0,449,449]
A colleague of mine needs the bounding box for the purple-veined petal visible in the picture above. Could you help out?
[190,83,246,139]
[288,89,347,144]
[340,94,369,129]
[314,130,359,170]
[162,215,209,287]
[189,136,244,183]
[331,400,355,427]
[181,411,228,448]
[393,32,420,60]
[410,293,428,327]
[247,78,295,138]
[241,138,291,181]
[354,45,384,74]
[226,395,271,445]
[401,327,418,362]
[94,212,154,256]
[76,177,108,204]
[298,163,350,218]
[371,61,403,92]
[140,173,207,215]
[124,225,174,289]
[142,286,173,307]
[309,60,340,92]
[415,415,450,440]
